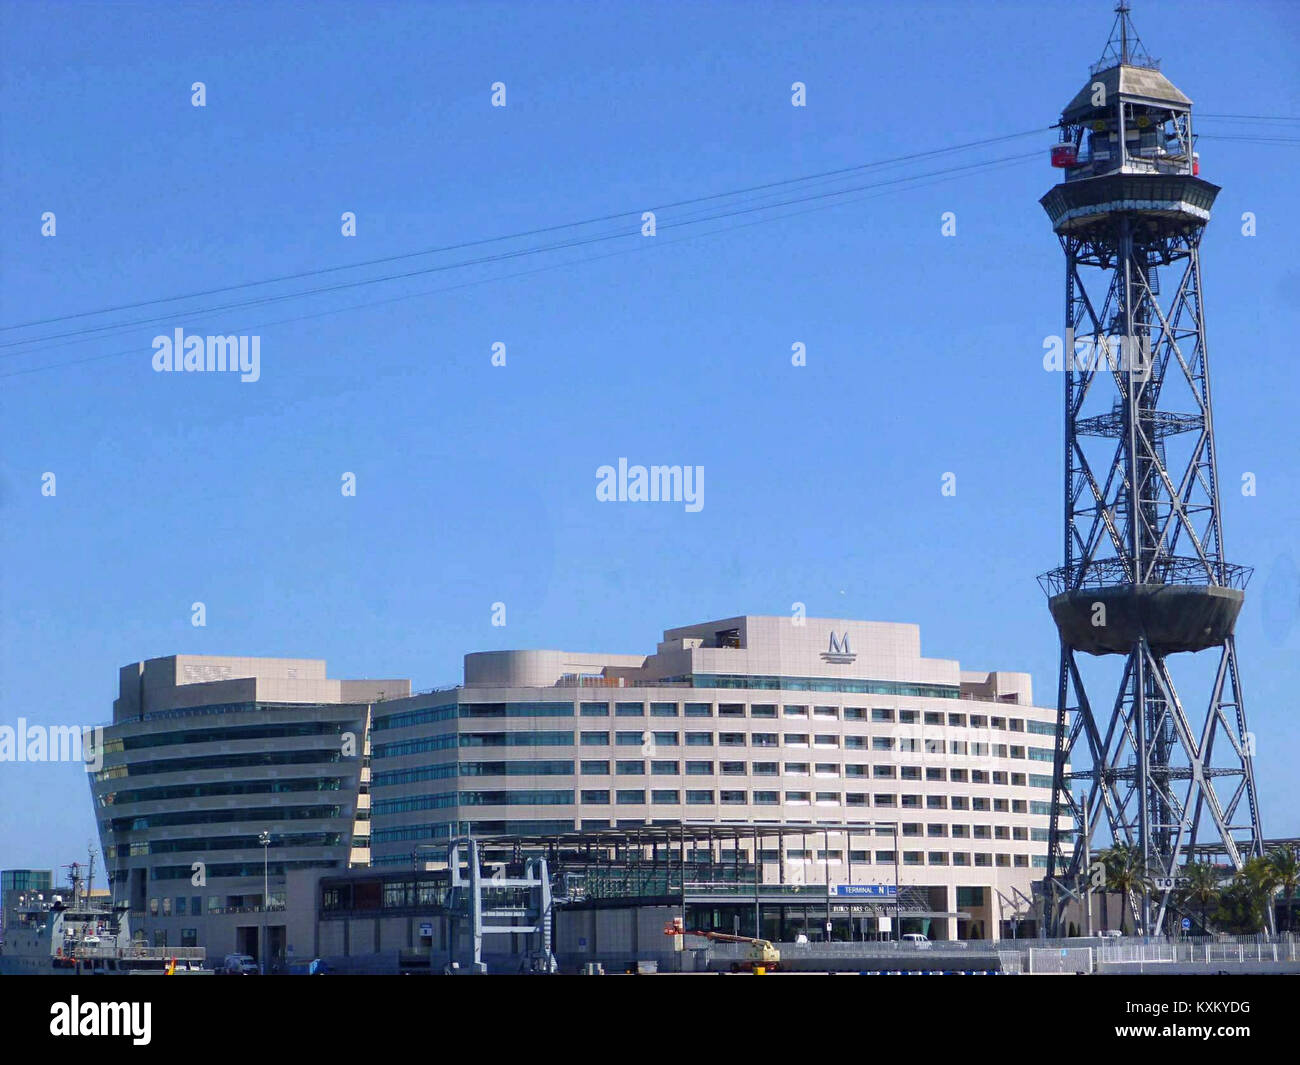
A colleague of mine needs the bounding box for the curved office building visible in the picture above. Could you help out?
[89,655,408,964]
[369,616,1067,941]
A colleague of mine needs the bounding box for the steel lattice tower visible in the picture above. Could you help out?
[1038,4,1264,936]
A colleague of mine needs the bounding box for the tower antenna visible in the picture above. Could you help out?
[1093,1,1157,73]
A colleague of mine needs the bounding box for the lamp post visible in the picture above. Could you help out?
[258,831,271,975]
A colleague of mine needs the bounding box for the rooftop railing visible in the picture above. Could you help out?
[1038,557,1252,597]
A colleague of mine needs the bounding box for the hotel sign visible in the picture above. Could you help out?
[821,631,856,664]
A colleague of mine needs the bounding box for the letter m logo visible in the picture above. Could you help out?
[829,632,851,656]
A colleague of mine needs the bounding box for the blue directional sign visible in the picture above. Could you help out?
[829,884,898,899]
[1181,917,1192,931]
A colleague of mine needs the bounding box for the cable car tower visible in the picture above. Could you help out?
[1038,3,1265,935]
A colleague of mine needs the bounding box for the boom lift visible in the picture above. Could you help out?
[663,919,780,973]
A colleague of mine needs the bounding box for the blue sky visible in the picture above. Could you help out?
[1,0,1297,874]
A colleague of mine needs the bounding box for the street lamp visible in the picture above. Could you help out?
[258,831,271,975]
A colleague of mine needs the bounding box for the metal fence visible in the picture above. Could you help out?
[1027,947,1093,974]
[1098,939,1300,965]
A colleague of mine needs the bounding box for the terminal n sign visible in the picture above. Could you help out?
[830,884,897,899]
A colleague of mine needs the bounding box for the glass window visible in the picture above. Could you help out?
[685,732,713,747]
[580,703,610,717]
[616,760,645,775]
[580,731,609,746]
[651,760,679,774]
[615,702,645,717]
[685,790,714,804]
[652,790,680,804]
[685,703,712,718]
[581,759,610,774]
[616,790,646,804]
[650,703,678,717]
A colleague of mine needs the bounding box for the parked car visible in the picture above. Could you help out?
[220,953,258,975]
[902,933,932,949]
[1099,929,1125,939]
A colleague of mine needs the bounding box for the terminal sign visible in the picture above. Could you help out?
[829,884,897,899]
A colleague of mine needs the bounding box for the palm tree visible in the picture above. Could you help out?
[1099,845,1155,934]
[1215,855,1278,934]
[1266,845,1300,933]
[1177,861,1222,935]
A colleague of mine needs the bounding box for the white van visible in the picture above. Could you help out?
[901,933,931,949]
[221,953,258,975]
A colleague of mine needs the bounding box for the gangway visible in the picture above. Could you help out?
[443,837,557,973]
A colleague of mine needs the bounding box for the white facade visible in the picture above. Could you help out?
[370,616,1068,940]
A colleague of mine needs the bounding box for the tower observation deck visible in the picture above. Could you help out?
[1037,4,1265,936]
